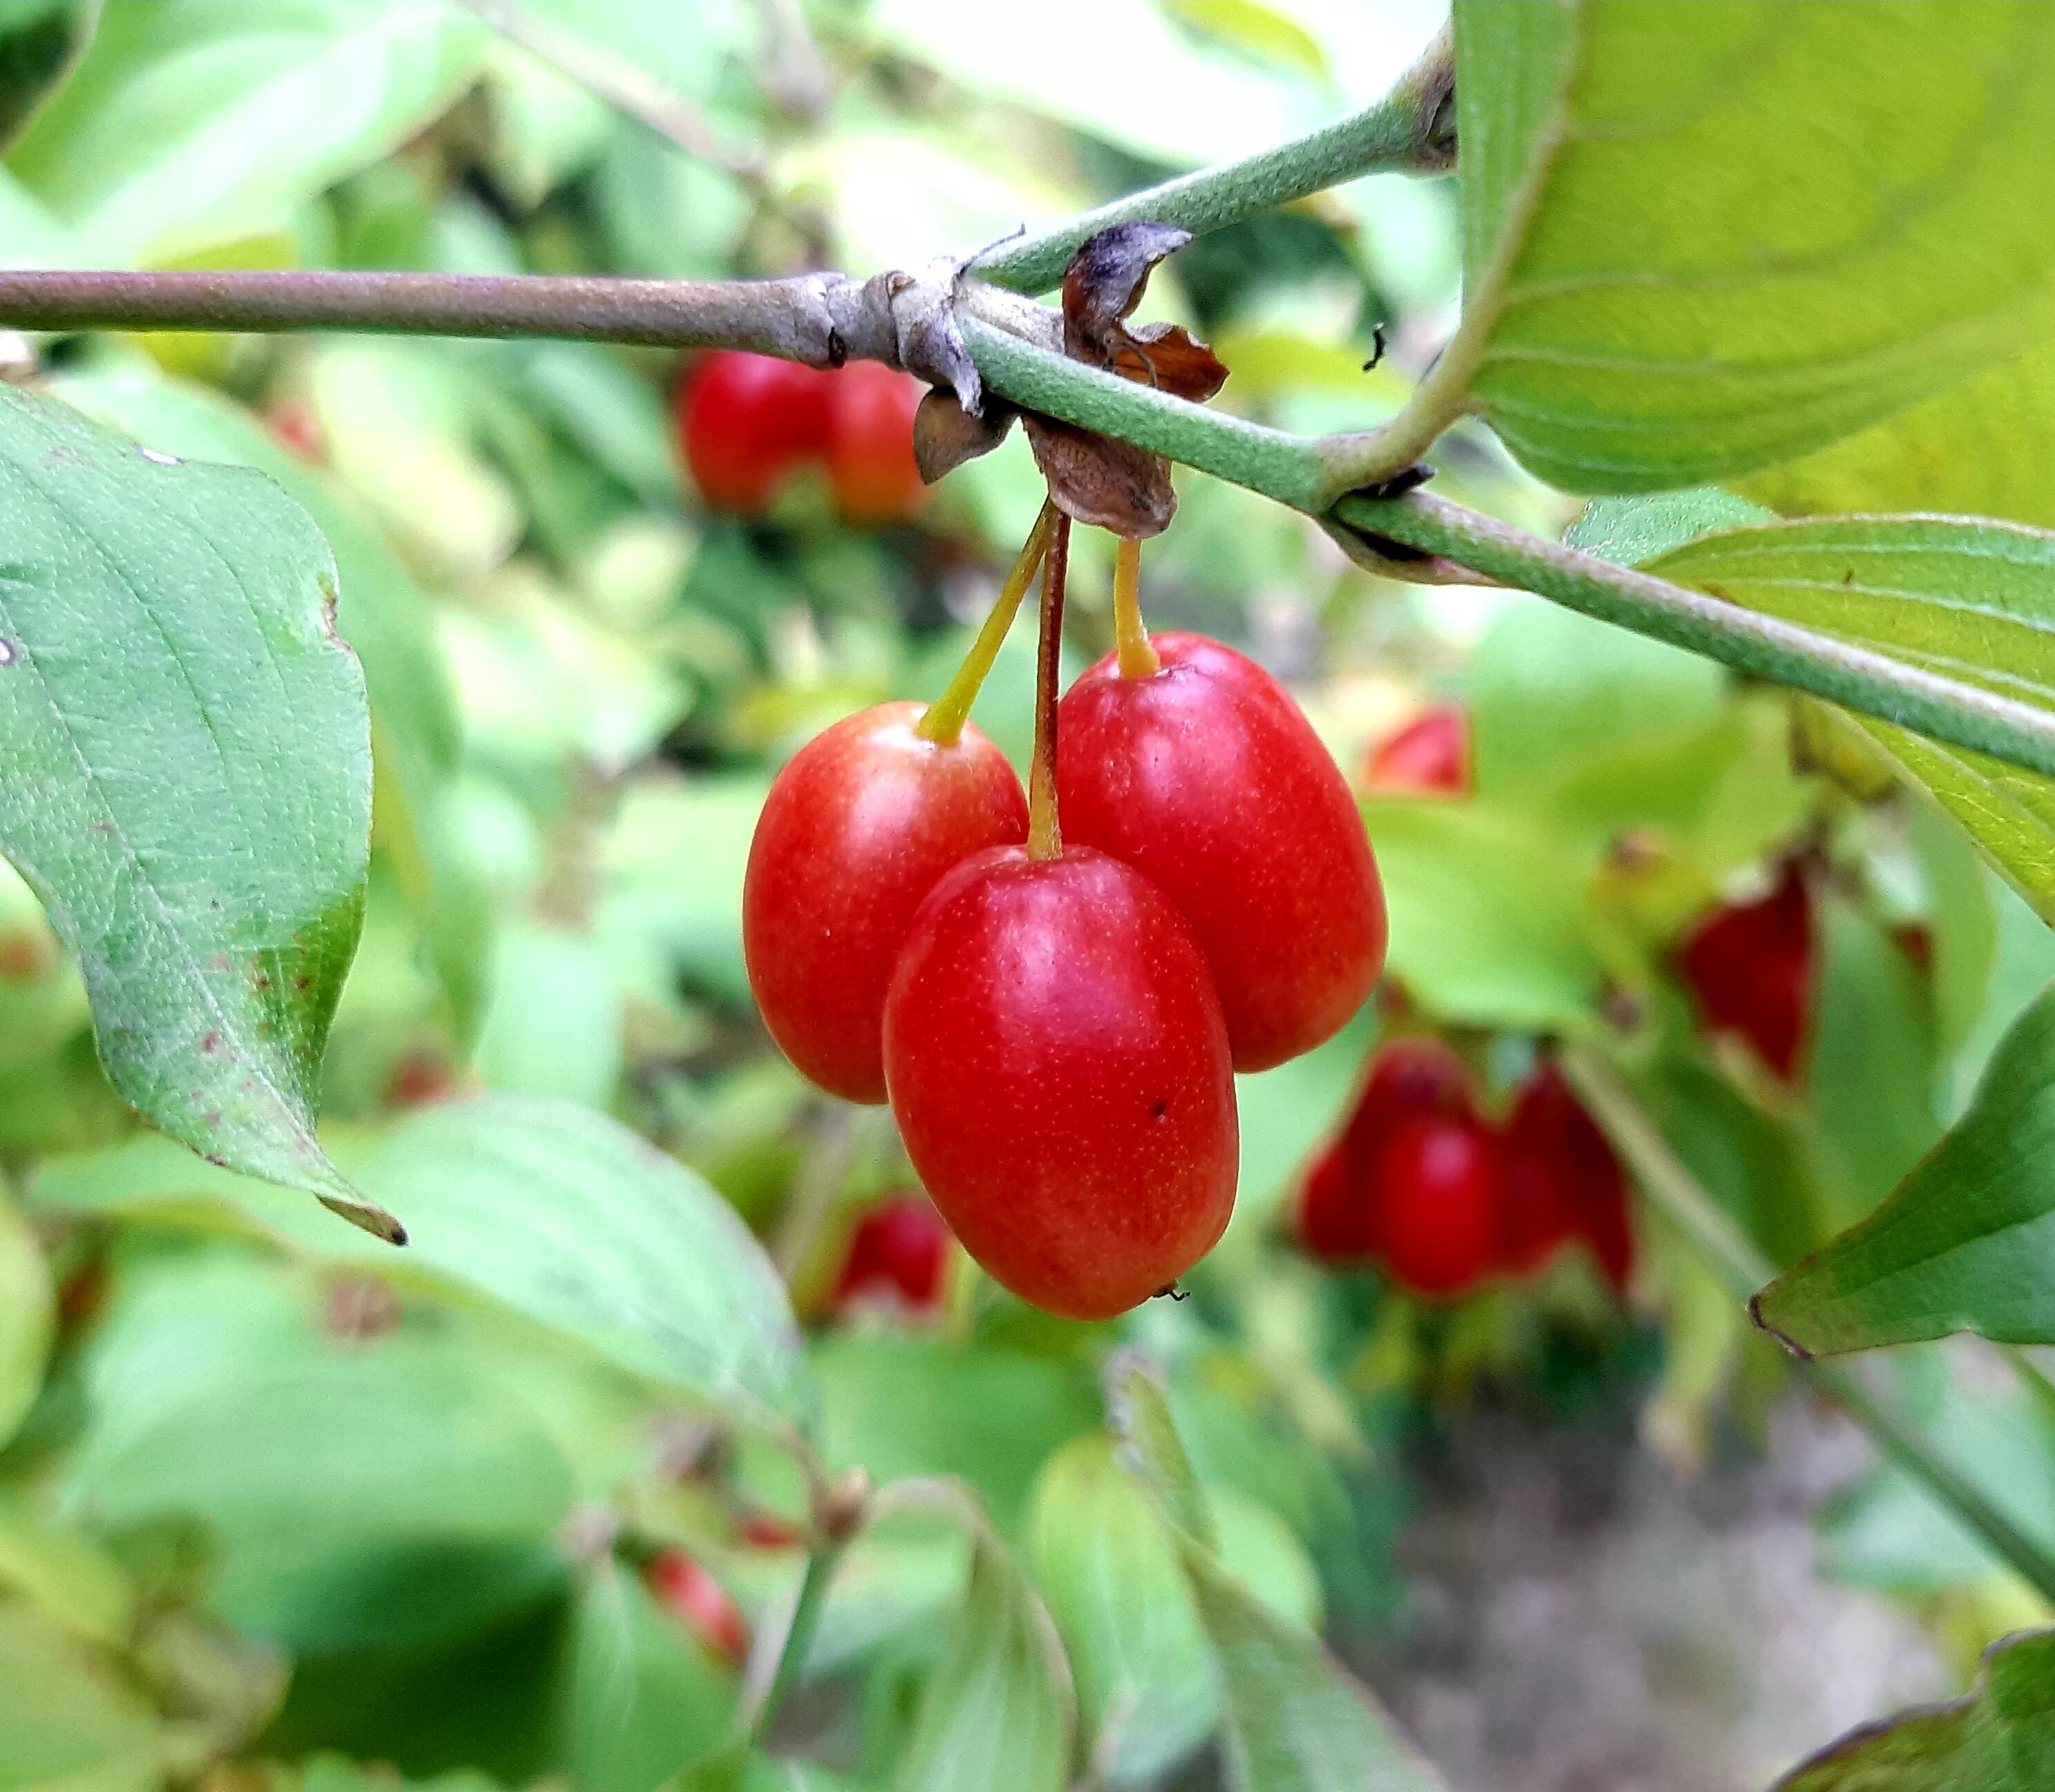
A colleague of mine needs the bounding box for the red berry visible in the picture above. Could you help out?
[744,702,1028,1103]
[1365,702,1468,795]
[677,349,834,514]
[830,1193,953,1316]
[735,1512,804,1550]
[1500,1062,1633,1290]
[1297,1038,1474,1264]
[1058,633,1387,1072]
[883,846,1237,1320]
[1369,1112,1501,1298]
[1678,862,1814,1081]
[826,362,927,525]
[647,1549,750,1665]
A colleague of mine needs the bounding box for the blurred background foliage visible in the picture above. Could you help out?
[0,3,2051,1790]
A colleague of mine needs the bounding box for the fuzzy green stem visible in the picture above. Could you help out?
[1111,535,1158,679]
[1026,513,1072,861]
[917,501,1057,745]
[971,24,1454,294]
[1564,1047,2055,1607]
[746,1540,842,1746]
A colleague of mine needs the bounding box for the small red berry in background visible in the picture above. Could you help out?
[1369,1111,1502,1299]
[883,844,1238,1320]
[735,1512,804,1551]
[1499,1061,1634,1291]
[1296,1038,1475,1267]
[1058,633,1387,1072]
[677,349,834,514]
[830,1194,953,1318]
[1678,861,1814,1082]
[825,361,927,525]
[744,702,1027,1103]
[265,400,325,465]
[646,1549,751,1665]
[1364,702,1469,796]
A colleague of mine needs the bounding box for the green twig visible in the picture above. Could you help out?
[744,1541,843,1746]
[970,24,1456,295]
[1564,1048,2055,1607]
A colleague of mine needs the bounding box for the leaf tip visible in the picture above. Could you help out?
[1747,1287,1811,1359]
[321,1192,408,1247]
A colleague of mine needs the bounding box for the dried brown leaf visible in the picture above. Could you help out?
[913,386,1017,483]
[1024,413,1176,538]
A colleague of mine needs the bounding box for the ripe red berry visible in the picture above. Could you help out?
[646,1549,750,1665]
[1678,862,1814,1082]
[744,702,1027,1103]
[1058,633,1387,1072]
[1369,1112,1501,1299]
[1365,702,1468,795]
[883,846,1237,1320]
[830,1193,953,1316]
[1297,1038,1474,1264]
[677,349,834,514]
[826,361,927,525]
[1500,1062,1633,1291]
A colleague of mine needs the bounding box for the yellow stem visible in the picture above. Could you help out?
[1026,513,1072,861]
[916,501,1058,746]
[1112,534,1159,678]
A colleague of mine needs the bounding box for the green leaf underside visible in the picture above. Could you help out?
[1453,1,2055,492]
[31,1094,817,1434]
[1754,983,2055,1356]
[1644,514,2055,927]
[0,384,383,1233]
[1774,1625,2055,1790]
[894,1530,1074,1792]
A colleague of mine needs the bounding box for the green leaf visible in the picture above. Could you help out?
[1565,490,1773,572]
[1645,515,2055,927]
[0,1492,134,1648]
[472,924,623,1109]
[1450,1,2055,491]
[0,1186,51,1450]
[893,1524,1073,1792]
[1773,1625,2055,1791]
[1026,1435,1217,1786]
[1754,982,2055,1356]
[1103,1352,1215,1551]
[0,383,386,1236]
[555,1557,738,1792]
[0,1601,160,1792]
[0,0,95,154]
[33,1094,817,1433]
[8,0,487,263]
[1738,337,2055,534]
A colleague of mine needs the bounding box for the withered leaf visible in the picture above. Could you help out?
[1062,221,1227,402]
[913,386,1017,483]
[1024,413,1176,538]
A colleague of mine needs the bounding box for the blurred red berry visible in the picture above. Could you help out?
[1364,702,1469,796]
[1369,1112,1502,1298]
[647,1548,751,1665]
[830,1194,952,1316]
[1678,862,1814,1081]
[1499,1061,1634,1291]
[677,349,835,514]
[1296,1140,1370,1262]
[265,400,325,464]
[735,1512,804,1550]
[825,361,927,525]
[384,1050,460,1109]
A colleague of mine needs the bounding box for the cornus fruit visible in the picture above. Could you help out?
[1499,1061,1633,1291]
[646,1549,750,1665]
[1678,861,1814,1082]
[1369,1110,1502,1299]
[829,1193,953,1316]
[1059,632,1387,1071]
[826,361,926,525]
[883,844,1237,1320]
[743,702,1027,1103]
[677,348,834,514]
[1364,702,1469,796]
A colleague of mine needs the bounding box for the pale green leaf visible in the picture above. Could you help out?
[893,1527,1074,1792]
[8,0,487,263]
[1754,982,2055,1356]
[0,1187,50,1450]
[1452,1,2055,490]
[1646,515,2055,926]
[1103,1352,1215,1551]
[32,1094,817,1433]
[0,1493,133,1648]
[0,1602,160,1792]
[472,924,623,1108]
[1773,1625,2055,1791]
[1161,0,1330,83]
[0,384,384,1235]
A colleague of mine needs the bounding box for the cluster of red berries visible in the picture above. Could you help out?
[675,348,926,524]
[827,1193,951,1319]
[1678,859,1814,1082]
[745,521,1387,1321]
[1297,1039,1633,1299]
